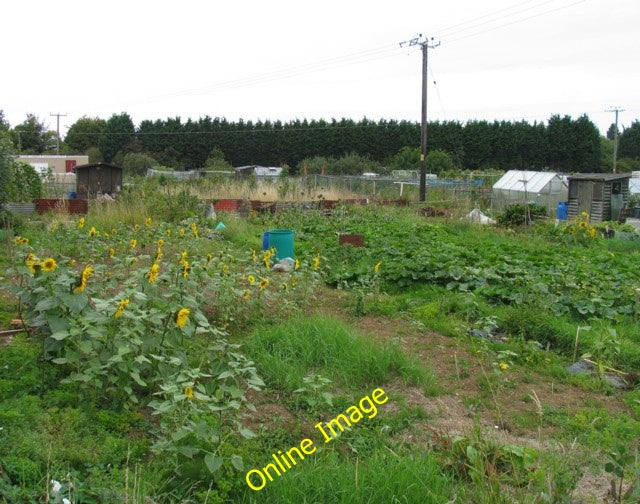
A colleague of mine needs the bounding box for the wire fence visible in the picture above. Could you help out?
[312,174,494,207]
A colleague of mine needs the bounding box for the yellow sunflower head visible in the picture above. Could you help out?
[176,308,190,328]
[42,258,57,272]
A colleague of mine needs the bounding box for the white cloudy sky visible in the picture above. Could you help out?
[2,0,638,136]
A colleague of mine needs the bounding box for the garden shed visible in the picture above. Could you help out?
[492,170,568,214]
[74,163,123,198]
[567,173,631,222]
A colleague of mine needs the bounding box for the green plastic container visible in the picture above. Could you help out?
[268,229,294,260]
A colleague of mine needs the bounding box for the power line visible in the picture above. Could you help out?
[437,0,558,39]
[445,0,586,45]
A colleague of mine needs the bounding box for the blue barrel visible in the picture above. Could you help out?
[556,201,568,220]
[262,231,270,251]
[267,229,294,260]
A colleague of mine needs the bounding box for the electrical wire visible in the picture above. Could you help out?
[445,0,587,45]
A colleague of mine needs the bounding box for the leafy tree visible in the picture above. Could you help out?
[617,157,640,172]
[0,110,9,131]
[205,147,232,170]
[0,132,14,205]
[65,116,106,153]
[87,146,103,163]
[99,113,135,163]
[606,123,619,141]
[122,152,157,176]
[390,146,421,170]
[12,114,47,153]
[599,137,614,173]
[618,120,640,159]
[547,114,600,172]
[7,162,43,202]
[426,149,455,175]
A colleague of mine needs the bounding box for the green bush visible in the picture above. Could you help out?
[7,161,43,202]
[122,152,158,176]
[497,203,547,226]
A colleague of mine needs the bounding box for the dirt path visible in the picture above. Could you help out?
[309,287,632,501]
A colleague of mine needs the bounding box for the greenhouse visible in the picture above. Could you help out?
[492,170,568,215]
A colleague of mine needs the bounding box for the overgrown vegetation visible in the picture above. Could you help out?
[1,187,639,502]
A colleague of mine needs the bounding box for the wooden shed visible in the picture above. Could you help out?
[75,163,123,198]
[567,173,631,222]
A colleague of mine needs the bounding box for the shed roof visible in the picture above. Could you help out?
[74,162,123,173]
[493,170,564,193]
[567,173,631,182]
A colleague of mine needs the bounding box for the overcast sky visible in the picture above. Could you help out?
[2,0,638,138]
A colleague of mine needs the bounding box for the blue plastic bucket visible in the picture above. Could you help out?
[68,191,77,199]
[556,201,568,220]
[267,229,294,260]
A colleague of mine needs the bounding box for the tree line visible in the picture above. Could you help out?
[3,109,640,174]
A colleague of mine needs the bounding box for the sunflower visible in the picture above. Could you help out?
[88,226,99,238]
[578,221,587,229]
[313,254,321,271]
[294,258,300,270]
[247,274,256,283]
[108,247,115,258]
[221,264,228,274]
[291,276,299,287]
[74,265,94,293]
[145,217,152,226]
[191,222,199,238]
[166,228,172,237]
[259,278,269,290]
[25,254,39,274]
[499,362,509,371]
[243,289,251,300]
[182,261,190,278]
[179,251,188,265]
[114,298,130,318]
[176,308,190,328]
[147,262,160,283]
[130,239,137,249]
[373,261,382,273]
[42,257,57,272]
[179,228,185,237]
[251,249,257,263]
[184,386,194,399]
[77,217,85,229]
[207,253,213,262]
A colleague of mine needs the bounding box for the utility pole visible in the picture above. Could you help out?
[400,34,440,202]
[50,112,67,155]
[606,107,624,173]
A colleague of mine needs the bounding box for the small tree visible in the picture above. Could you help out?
[391,146,421,170]
[205,147,233,170]
[122,152,157,176]
[426,149,455,175]
[8,162,43,202]
[0,132,13,205]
